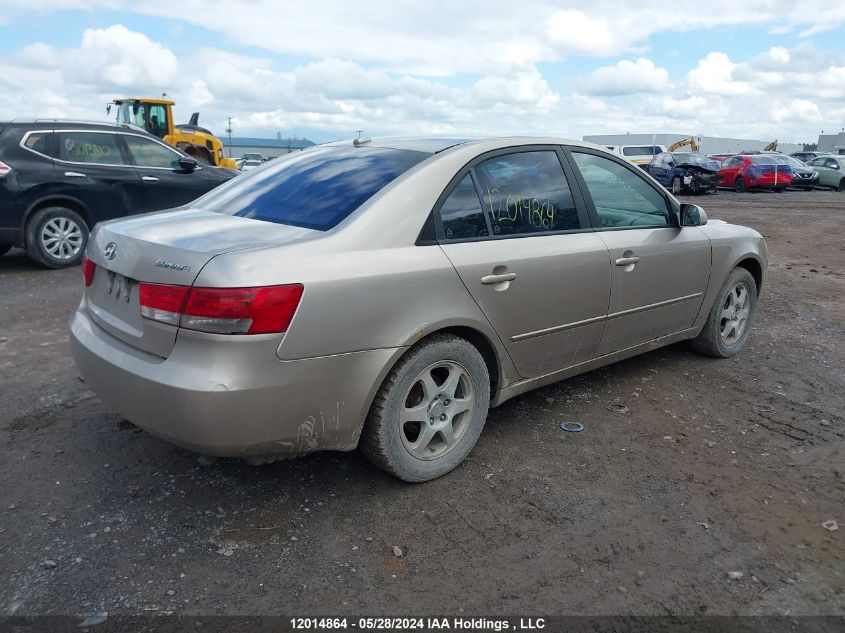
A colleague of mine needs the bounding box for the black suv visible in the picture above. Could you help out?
[0,120,237,267]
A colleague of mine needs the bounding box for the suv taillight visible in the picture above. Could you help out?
[0,160,12,177]
[139,283,304,335]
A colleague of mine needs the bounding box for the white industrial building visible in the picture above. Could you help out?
[582,133,801,156]
[222,136,315,160]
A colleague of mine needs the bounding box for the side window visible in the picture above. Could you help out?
[473,151,581,236]
[24,132,54,156]
[826,158,839,169]
[570,151,671,229]
[58,132,126,165]
[123,135,182,168]
[439,175,489,240]
[726,157,742,168]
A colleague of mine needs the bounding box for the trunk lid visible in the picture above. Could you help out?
[84,209,317,357]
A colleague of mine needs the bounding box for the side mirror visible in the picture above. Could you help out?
[680,203,707,226]
[178,157,198,172]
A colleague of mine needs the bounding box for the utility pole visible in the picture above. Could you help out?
[225,117,233,158]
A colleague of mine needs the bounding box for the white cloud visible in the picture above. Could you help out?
[583,58,670,96]
[687,52,754,96]
[471,68,559,109]
[547,10,616,56]
[772,99,823,123]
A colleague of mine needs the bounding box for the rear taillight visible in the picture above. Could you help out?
[138,283,303,335]
[139,283,190,326]
[0,160,12,177]
[82,255,96,287]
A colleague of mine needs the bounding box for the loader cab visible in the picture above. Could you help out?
[114,99,173,140]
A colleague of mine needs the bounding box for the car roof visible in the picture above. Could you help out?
[322,135,607,155]
[0,119,136,132]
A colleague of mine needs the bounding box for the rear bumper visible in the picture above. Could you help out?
[70,304,402,458]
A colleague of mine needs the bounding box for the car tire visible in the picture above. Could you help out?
[25,207,89,268]
[735,177,746,193]
[803,187,814,192]
[0,244,11,257]
[839,178,845,192]
[671,176,682,195]
[360,334,491,482]
[690,267,757,359]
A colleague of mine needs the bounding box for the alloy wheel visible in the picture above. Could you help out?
[399,360,475,460]
[40,217,83,261]
[720,282,750,345]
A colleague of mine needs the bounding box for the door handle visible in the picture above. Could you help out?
[142,176,160,182]
[481,272,517,285]
[64,171,86,178]
[615,256,640,266]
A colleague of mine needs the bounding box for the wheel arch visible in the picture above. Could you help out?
[24,195,94,230]
[735,256,764,295]
[359,321,510,430]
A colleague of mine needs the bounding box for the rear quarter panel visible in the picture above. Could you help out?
[195,239,521,395]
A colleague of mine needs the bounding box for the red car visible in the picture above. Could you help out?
[717,154,793,192]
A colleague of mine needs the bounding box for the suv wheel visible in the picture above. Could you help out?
[360,334,490,482]
[25,207,89,268]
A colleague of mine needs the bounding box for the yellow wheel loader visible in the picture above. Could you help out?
[110,98,238,170]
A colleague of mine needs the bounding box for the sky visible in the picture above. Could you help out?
[1,1,844,145]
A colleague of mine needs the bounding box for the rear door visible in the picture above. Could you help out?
[55,130,144,221]
[565,147,711,356]
[120,133,216,211]
[437,147,611,378]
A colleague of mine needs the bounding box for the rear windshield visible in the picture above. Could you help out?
[622,146,662,157]
[194,145,429,230]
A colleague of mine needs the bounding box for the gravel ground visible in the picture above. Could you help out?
[0,190,843,619]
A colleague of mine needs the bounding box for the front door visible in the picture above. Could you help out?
[566,148,711,356]
[119,133,207,212]
[719,156,743,188]
[650,153,671,186]
[437,148,611,378]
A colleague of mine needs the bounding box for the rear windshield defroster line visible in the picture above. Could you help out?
[193,146,429,231]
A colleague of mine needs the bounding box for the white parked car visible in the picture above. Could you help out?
[605,144,667,168]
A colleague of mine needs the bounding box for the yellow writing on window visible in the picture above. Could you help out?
[68,142,112,158]
[486,186,555,229]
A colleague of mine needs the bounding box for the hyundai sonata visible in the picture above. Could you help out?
[70,137,767,482]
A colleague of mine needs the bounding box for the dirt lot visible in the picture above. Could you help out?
[0,191,843,620]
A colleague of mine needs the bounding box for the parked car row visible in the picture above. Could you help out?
[645,149,844,194]
[0,121,237,266]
